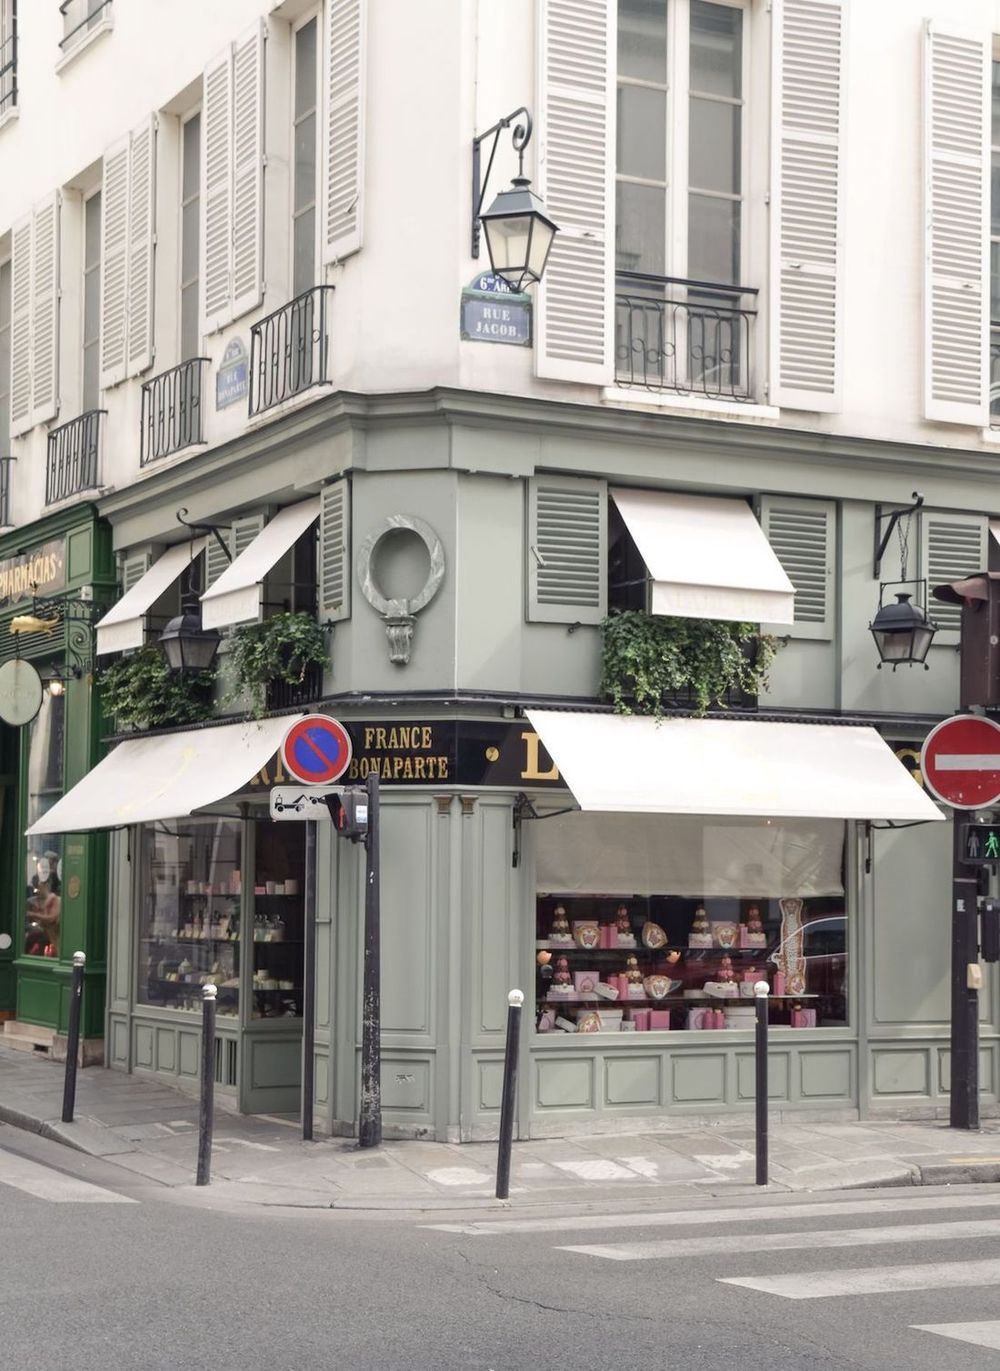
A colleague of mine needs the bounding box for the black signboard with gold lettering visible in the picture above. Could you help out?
[250,720,563,791]
[0,538,66,609]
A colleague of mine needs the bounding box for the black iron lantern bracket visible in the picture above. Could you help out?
[471,106,533,259]
[873,491,923,579]
[176,507,233,565]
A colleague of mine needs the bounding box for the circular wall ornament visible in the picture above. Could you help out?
[356,515,446,665]
[0,659,43,726]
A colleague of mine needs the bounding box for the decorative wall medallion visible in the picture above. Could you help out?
[356,515,445,665]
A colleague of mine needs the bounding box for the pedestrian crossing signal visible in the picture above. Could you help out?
[963,824,1000,864]
[323,788,368,842]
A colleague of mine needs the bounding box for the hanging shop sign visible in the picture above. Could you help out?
[215,337,249,409]
[0,658,43,726]
[252,721,562,790]
[0,538,66,609]
[460,272,532,346]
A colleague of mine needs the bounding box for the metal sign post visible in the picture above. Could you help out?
[358,771,382,1149]
[301,821,317,1142]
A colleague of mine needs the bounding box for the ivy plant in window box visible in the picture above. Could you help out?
[100,645,217,732]
[600,611,779,718]
[227,612,328,718]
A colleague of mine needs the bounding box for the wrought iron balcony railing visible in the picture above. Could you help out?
[0,456,13,526]
[0,1,17,116]
[46,410,103,505]
[59,0,111,51]
[615,272,758,402]
[249,286,334,418]
[140,357,209,466]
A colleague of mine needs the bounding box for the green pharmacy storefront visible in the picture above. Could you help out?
[0,507,114,1055]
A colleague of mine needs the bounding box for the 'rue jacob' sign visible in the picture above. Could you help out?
[460,273,531,347]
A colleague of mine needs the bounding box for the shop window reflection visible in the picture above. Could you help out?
[24,690,65,958]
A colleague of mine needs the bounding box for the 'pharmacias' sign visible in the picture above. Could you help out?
[0,538,65,608]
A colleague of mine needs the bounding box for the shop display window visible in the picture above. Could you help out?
[251,821,305,1019]
[139,820,243,1016]
[24,691,65,958]
[535,813,847,1034]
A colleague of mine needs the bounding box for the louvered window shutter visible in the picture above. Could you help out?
[205,534,231,589]
[769,0,845,412]
[202,47,234,332]
[231,22,264,322]
[324,0,366,263]
[759,496,835,640]
[126,116,157,377]
[120,550,153,594]
[527,476,607,624]
[232,511,265,559]
[535,0,614,384]
[31,195,60,427]
[923,25,989,426]
[10,217,32,437]
[319,477,350,621]
[100,136,130,389]
[921,513,988,644]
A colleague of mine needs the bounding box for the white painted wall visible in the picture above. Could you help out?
[3,0,1000,531]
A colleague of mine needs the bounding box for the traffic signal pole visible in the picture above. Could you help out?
[950,814,980,1130]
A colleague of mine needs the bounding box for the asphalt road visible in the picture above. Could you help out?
[3,1122,1000,1370]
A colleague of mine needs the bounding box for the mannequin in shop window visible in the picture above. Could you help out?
[26,878,61,958]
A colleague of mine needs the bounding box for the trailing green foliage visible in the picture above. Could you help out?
[227,612,328,718]
[100,645,216,732]
[600,611,778,717]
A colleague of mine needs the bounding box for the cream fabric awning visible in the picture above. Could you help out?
[610,488,795,624]
[525,710,943,823]
[200,498,320,630]
[25,715,303,835]
[95,539,206,656]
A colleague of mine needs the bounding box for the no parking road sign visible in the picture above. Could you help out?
[921,714,1000,809]
[280,714,352,785]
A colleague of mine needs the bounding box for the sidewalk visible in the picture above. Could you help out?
[3,1042,1000,1210]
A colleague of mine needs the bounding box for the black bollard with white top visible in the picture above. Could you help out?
[495,988,523,1201]
[754,979,770,1186]
[61,951,86,1124]
[196,983,217,1186]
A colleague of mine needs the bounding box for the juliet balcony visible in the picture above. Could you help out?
[140,358,209,466]
[615,273,758,403]
[248,286,334,419]
[46,410,103,505]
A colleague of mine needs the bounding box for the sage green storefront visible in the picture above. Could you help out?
[0,506,115,1048]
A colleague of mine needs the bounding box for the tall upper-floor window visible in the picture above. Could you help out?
[292,15,318,297]
[615,0,750,399]
[60,0,111,54]
[82,190,101,412]
[991,53,1000,425]
[180,110,201,363]
[0,258,10,454]
[0,0,15,115]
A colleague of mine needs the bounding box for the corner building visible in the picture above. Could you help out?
[2,0,999,1136]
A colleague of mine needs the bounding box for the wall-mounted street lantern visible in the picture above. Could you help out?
[472,107,558,292]
[869,589,937,670]
[159,600,220,674]
[869,491,937,669]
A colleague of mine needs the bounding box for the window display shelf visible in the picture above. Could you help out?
[545,993,820,1004]
[537,941,770,954]
[142,936,241,945]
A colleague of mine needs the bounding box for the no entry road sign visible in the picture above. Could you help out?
[921,714,1000,809]
[280,715,352,786]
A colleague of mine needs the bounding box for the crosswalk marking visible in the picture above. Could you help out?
[720,1259,1000,1300]
[0,1148,135,1204]
[426,1191,1000,1237]
[913,1322,1000,1350]
[559,1217,1000,1262]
